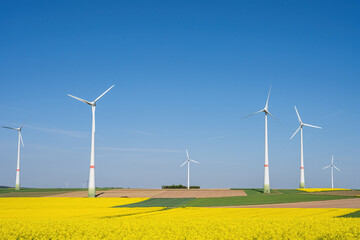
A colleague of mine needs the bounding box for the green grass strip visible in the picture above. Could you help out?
[275,189,304,194]
[116,198,195,208]
[182,194,353,207]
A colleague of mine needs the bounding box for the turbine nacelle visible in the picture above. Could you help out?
[243,86,282,125]
[323,155,340,171]
[2,120,27,147]
[289,106,322,141]
[180,148,199,167]
[68,85,115,107]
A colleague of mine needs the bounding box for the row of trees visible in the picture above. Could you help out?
[162,184,200,189]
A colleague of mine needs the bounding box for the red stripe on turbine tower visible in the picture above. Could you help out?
[16,169,20,171]
[264,164,268,167]
[300,167,304,169]
[90,166,95,168]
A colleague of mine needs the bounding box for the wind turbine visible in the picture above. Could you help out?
[323,155,340,188]
[2,121,26,190]
[68,85,114,198]
[290,106,322,189]
[243,86,281,193]
[180,149,199,189]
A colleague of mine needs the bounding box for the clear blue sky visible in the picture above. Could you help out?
[1,1,360,189]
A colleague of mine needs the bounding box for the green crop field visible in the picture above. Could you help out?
[274,189,304,194]
[183,193,352,207]
[113,189,355,208]
[231,188,303,194]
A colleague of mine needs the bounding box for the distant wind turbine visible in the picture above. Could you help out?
[68,85,114,198]
[290,106,322,189]
[323,155,340,188]
[243,86,281,193]
[180,149,199,189]
[2,120,27,191]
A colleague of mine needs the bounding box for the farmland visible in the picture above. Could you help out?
[182,189,353,207]
[1,189,360,239]
[1,197,360,239]
[118,188,357,207]
[0,188,116,197]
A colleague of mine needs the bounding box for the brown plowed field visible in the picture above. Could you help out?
[48,189,247,198]
[219,198,360,208]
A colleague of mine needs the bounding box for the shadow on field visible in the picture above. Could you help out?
[338,210,360,218]
[102,208,171,219]
[115,198,195,208]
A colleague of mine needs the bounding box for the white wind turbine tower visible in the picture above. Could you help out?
[290,106,322,189]
[180,149,199,189]
[68,85,114,198]
[323,155,340,189]
[2,121,26,191]
[243,86,281,193]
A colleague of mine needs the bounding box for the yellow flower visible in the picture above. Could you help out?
[297,188,350,192]
[0,198,359,239]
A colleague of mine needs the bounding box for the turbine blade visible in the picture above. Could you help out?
[20,133,24,147]
[19,118,30,129]
[1,126,17,130]
[267,111,283,126]
[68,94,92,105]
[322,165,330,169]
[265,85,271,108]
[242,110,263,119]
[180,160,187,167]
[186,149,189,160]
[294,106,302,123]
[94,85,115,103]
[303,123,322,129]
[289,126,301,141]
[190,159,199,164]
[332,155,334,164]
[334,166,340,171]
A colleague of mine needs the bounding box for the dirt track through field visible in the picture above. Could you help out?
[220,198,360,208]
[48,189,247,198]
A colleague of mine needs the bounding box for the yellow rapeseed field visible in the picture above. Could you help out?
[0,198,360,239]
[298,188,351,192]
